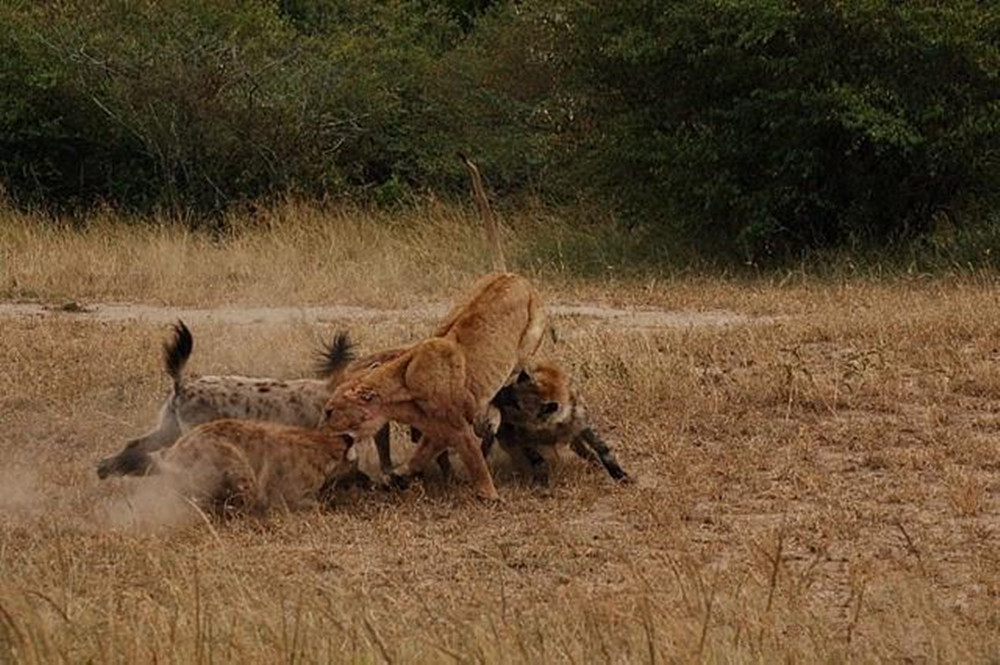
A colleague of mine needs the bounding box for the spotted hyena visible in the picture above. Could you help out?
[141,419,357,515]
[489,361,629,485]
[96,321,389,479]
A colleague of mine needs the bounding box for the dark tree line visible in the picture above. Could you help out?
[2,1,998,259]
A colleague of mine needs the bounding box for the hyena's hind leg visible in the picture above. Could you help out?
[373,424,393,475]
[208,482,260,519]
[498,438,551,485]
[96,402,183,478]
[569,427,630,483]
[321,440,374,493]
[419,426,455,479]
[359,424,453,487]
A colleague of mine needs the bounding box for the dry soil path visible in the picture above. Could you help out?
[0,301,768,329]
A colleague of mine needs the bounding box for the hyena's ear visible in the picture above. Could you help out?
[539,401,559,417]
[516,369,532,384]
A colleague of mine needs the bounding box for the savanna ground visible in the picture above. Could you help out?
[1,204,999,663]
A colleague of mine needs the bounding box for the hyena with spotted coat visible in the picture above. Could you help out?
[141,420,357,516]
[96,321,373,478]
[489,361,630,485]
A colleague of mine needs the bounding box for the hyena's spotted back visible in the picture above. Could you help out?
[96,322,356,479]
[173,376,332,430]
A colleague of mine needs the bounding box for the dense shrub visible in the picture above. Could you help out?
[2,0,1000,264]
[560,0,1000,259]
[0,0,539,210]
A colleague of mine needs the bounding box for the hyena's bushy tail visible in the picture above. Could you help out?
[164,320,194,394]
[314,330,356,378]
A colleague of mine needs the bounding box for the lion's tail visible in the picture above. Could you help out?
[459,152,507,274]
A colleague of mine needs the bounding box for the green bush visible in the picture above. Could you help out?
[0,6,138,207]
[3,0,999,268]
[561,0,1000,260]
[1,2,322,209]
[0,0,540,211]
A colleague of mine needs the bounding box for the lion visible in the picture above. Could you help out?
[323,272,548,500]
[134,420,357,516]
[489,361,630,485]
[358,154,550,487]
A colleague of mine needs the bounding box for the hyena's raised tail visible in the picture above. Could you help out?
[313,330,356,379]
[164,321,194,394]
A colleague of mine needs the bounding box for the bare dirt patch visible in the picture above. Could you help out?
[0,300,764,329]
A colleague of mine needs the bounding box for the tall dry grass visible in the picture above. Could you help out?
[6,201,999,315]
[1,209,999,662]
[1,201,675,308]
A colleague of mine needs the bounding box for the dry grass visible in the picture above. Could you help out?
[1,201,670,308]
[2,209,1000,663]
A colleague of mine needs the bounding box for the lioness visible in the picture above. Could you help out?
[135,420,357,516]
[490,361,630,484]
[324,272,548,500]
[360,154,546,485]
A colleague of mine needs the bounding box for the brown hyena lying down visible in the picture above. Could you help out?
[96,321,398,479]
[139,420,357,516]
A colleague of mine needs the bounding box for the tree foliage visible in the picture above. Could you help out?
[0,0,537,210]
[1,0,998,259]
[561,0,1000,258]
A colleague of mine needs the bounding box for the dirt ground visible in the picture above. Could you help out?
[0,300,756,329]
[1,284,999,663]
